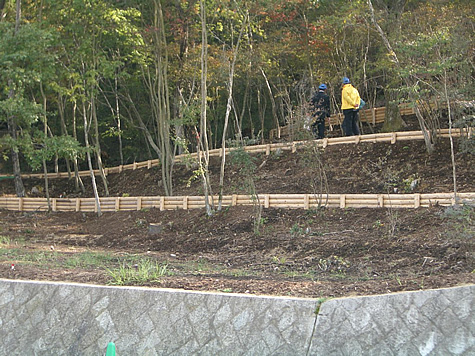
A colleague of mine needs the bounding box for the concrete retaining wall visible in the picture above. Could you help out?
[0,280,473,355]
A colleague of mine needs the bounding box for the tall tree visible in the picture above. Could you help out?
[368,0,435,153]
[199,0,214,214]
[218,5,249,210]
[5,0,25,197]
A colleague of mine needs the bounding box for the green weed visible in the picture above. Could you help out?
[64,251,115,268]
[290,223,304,237]
[135,218,147,228]
[107,258,169,285]
[442,202,474,239]
[0,236,11,245]
[219,288,233,293]
[272,256,287,264]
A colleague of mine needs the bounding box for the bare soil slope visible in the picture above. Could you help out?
[0,137,474,298]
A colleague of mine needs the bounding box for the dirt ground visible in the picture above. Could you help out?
[0,130,474,299]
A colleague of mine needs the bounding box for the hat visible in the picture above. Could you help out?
[342,77,350,84]
[318,83,327,90]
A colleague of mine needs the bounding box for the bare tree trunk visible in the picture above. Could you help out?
[257,87,267,144]
[39,82,51,210]
[155,0,174,195]
[368,0,435,153]
[231,98,243,143]
[7,115,25,197]
[71,101,85,193]
[57,95,72,178]
[200,0,213,215]
[115,75,124,166]
[382,90,405,132]
[7,0,25,197]
[99,75,125,166]
[443,69,457,201]
[134,0,175,196]
[82,101,101,216]
[260,68,280,139]
[91,92,109,196]
[218,11,247,210]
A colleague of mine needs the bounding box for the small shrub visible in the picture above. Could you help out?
[135,218,147,228]
[442,202,474,239]
[290,223,304,237]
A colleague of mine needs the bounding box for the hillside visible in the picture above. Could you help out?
[0,136,474,298]
[1,138,474,198]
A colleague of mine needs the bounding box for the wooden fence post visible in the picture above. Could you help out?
[322,138,328,148]
[391,133,397,144]
[414,194,420,208]
[160,197,165,211]
[137,197,142,211]
[340,195,346,208]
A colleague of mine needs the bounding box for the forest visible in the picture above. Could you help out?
[0,0,473,200]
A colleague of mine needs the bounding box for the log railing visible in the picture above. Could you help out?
[1,128,471,180]
[1,193,473,212]
[268,102,424,140]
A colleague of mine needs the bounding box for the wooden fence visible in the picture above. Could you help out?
[268,102,424,140]
[1,193,473,213]
[2,128,471,180]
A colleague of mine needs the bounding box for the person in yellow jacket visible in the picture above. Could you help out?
[341,77,361,136]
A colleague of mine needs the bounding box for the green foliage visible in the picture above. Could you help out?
[0,0,472,176]
[230,147,257,177]
[442,202,474,240]
[290,223,304,238]
[22,133,85,171]
[107,258,169,285]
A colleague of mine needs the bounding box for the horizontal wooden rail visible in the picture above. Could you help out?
[1,193,473,212]
[268,102,435,139]
[2,128,471,180]
[269,104,409,139]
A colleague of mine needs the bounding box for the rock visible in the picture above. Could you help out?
[30,186,42,196]
[148,223,163,236]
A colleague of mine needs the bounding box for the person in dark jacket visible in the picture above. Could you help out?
[310,83,331,139]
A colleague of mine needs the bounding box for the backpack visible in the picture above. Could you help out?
[359,99,366,109]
